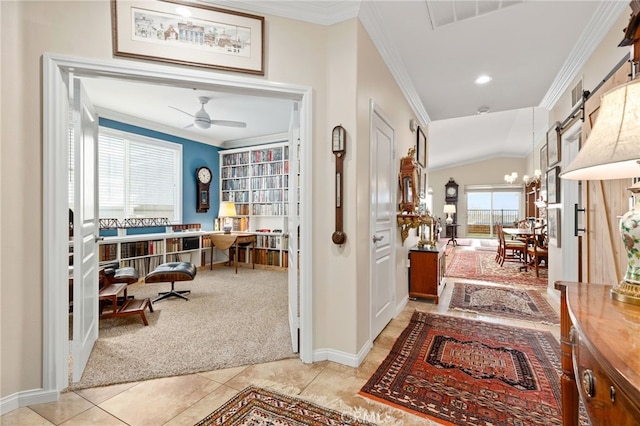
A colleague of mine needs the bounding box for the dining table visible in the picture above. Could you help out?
[502,226,544,270]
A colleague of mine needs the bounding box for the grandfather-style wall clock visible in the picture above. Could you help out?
[196,166,212,213]
[445,178,458,203]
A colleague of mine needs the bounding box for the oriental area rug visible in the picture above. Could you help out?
[449,282,560,325]
[359,311,565,426]
[195,386,376,426]
[446,248,547,287]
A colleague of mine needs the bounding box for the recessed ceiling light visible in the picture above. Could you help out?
[477,106,490,114]
[475,75,492,85]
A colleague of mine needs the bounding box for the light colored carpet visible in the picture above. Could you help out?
[68,266,295,390]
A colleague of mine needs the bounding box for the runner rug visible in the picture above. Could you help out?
[195,386,376,426]
[446,248,547,287]
[449,282,560,325]
[359,311,565,425]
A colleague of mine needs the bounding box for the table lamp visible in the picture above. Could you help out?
[443,204,456,225]
[560,78,640,305]
[218,201,237,234]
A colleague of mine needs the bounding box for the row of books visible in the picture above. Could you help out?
[121,240,165,258]
[222,179,250,191]
[250,161,288,176]
[222,190,251,202]
[252,189,287,203]
[233,247,286,267]
[250,175,284,190]
[99,244,118,262]
[120,255,164,277]
[221,164,249,178]
[250,147,287,163]
[221,151,250,166]
[255,234,288,250]
[252,203,289,216]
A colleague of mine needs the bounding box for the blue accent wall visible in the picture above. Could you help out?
[100,118,221,231]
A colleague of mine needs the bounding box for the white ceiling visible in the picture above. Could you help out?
[82,0,630,170]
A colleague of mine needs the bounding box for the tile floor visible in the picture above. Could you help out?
[2,255,558,426]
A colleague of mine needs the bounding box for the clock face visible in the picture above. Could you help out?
[197,167,211,184]
[447,187,456,197]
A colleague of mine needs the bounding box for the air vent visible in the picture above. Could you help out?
[571,79,583,108]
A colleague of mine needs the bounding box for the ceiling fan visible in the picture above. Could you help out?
[170,96,247,130]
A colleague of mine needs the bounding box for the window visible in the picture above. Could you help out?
[98,128,182,222]
[466,185,521,237]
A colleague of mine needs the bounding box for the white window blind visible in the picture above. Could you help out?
[98,128,182,222]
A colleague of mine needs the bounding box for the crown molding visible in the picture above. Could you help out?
[539,1,629,110]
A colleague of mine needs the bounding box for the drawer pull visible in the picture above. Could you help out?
[582,369,595,397]
[610,386,616,402]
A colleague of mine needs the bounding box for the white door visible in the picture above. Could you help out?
[370,103,395,339]
[287,102,300,352]
[71,77,100,381]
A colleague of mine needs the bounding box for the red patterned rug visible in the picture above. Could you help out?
[449,282,559,325]
[196,386,375,425]
[360,311,565,425]
[447,248,547,287]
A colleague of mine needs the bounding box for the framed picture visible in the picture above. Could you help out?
[547,166,561,204]
[111,0,264,75]
[416,126,427,168]
[547,123,561,166]
[548,208,561,248]
[539,144,548,196]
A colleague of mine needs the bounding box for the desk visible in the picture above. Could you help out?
[445,224,460,246]
[208,232,256,273]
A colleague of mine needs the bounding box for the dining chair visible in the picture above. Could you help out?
[527,226,549,277]
[497,223,527,267]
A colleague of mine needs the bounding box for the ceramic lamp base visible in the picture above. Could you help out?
[611,281,640,305]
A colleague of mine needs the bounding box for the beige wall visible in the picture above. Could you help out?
[429,157,528,235]
[1,1,417,400]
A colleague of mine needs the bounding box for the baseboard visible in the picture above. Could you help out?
[546,286,561,308]
[0,388,59,416]
[312,339,373,368]
[395,294,409,316]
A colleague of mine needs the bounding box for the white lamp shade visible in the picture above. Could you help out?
[218,201,237,217]
[561,79,640,181]
[443,204,456,214]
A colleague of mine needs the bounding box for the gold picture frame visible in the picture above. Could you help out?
[111,0,264,75]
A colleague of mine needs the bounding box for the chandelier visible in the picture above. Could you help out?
[504,108,542,185]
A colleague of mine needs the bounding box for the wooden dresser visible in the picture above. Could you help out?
[555,281,640,425]
[408,243,446,303]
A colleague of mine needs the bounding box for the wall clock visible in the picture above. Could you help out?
[196,166,212,213]
[445,178,458,202]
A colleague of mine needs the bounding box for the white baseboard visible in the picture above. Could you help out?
[312,339,373,368]
[395,294,409,316]
[547,285,561,308]
[0,388,59,416]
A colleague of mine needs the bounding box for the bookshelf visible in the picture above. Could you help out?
[98,231,203,277]
[220,142,290,269]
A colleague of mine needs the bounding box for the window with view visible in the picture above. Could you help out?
[466,188,521,237]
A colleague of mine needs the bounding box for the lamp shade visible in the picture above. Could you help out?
[561,79,640,181]
[443,204,456,214]
[218,201,237,217]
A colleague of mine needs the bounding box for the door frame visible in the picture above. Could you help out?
[43,54,314,394]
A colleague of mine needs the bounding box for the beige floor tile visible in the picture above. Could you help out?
[0,407,55,425]
[98,374,219,426]
[223,358,326,394]
[29,391,94,425]
[196,365,247,384]
[163,384,239,426]
[59,406,128,426]
[74,381,139,405]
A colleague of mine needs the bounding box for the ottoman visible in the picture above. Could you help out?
[144,262,197,302]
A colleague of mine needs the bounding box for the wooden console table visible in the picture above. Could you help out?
[555,281,640,425]
[207,232,256,273]
[408,243,446,303]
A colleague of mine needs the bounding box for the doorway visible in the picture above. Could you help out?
[43,54,313,393]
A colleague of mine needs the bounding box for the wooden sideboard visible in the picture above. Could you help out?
[408,243,446,303]
[555,281,640,425]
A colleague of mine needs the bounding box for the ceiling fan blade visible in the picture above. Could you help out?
[169,106,195,117]
[211,119,247,128]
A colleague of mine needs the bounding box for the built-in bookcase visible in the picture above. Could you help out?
[220,142,290,269]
